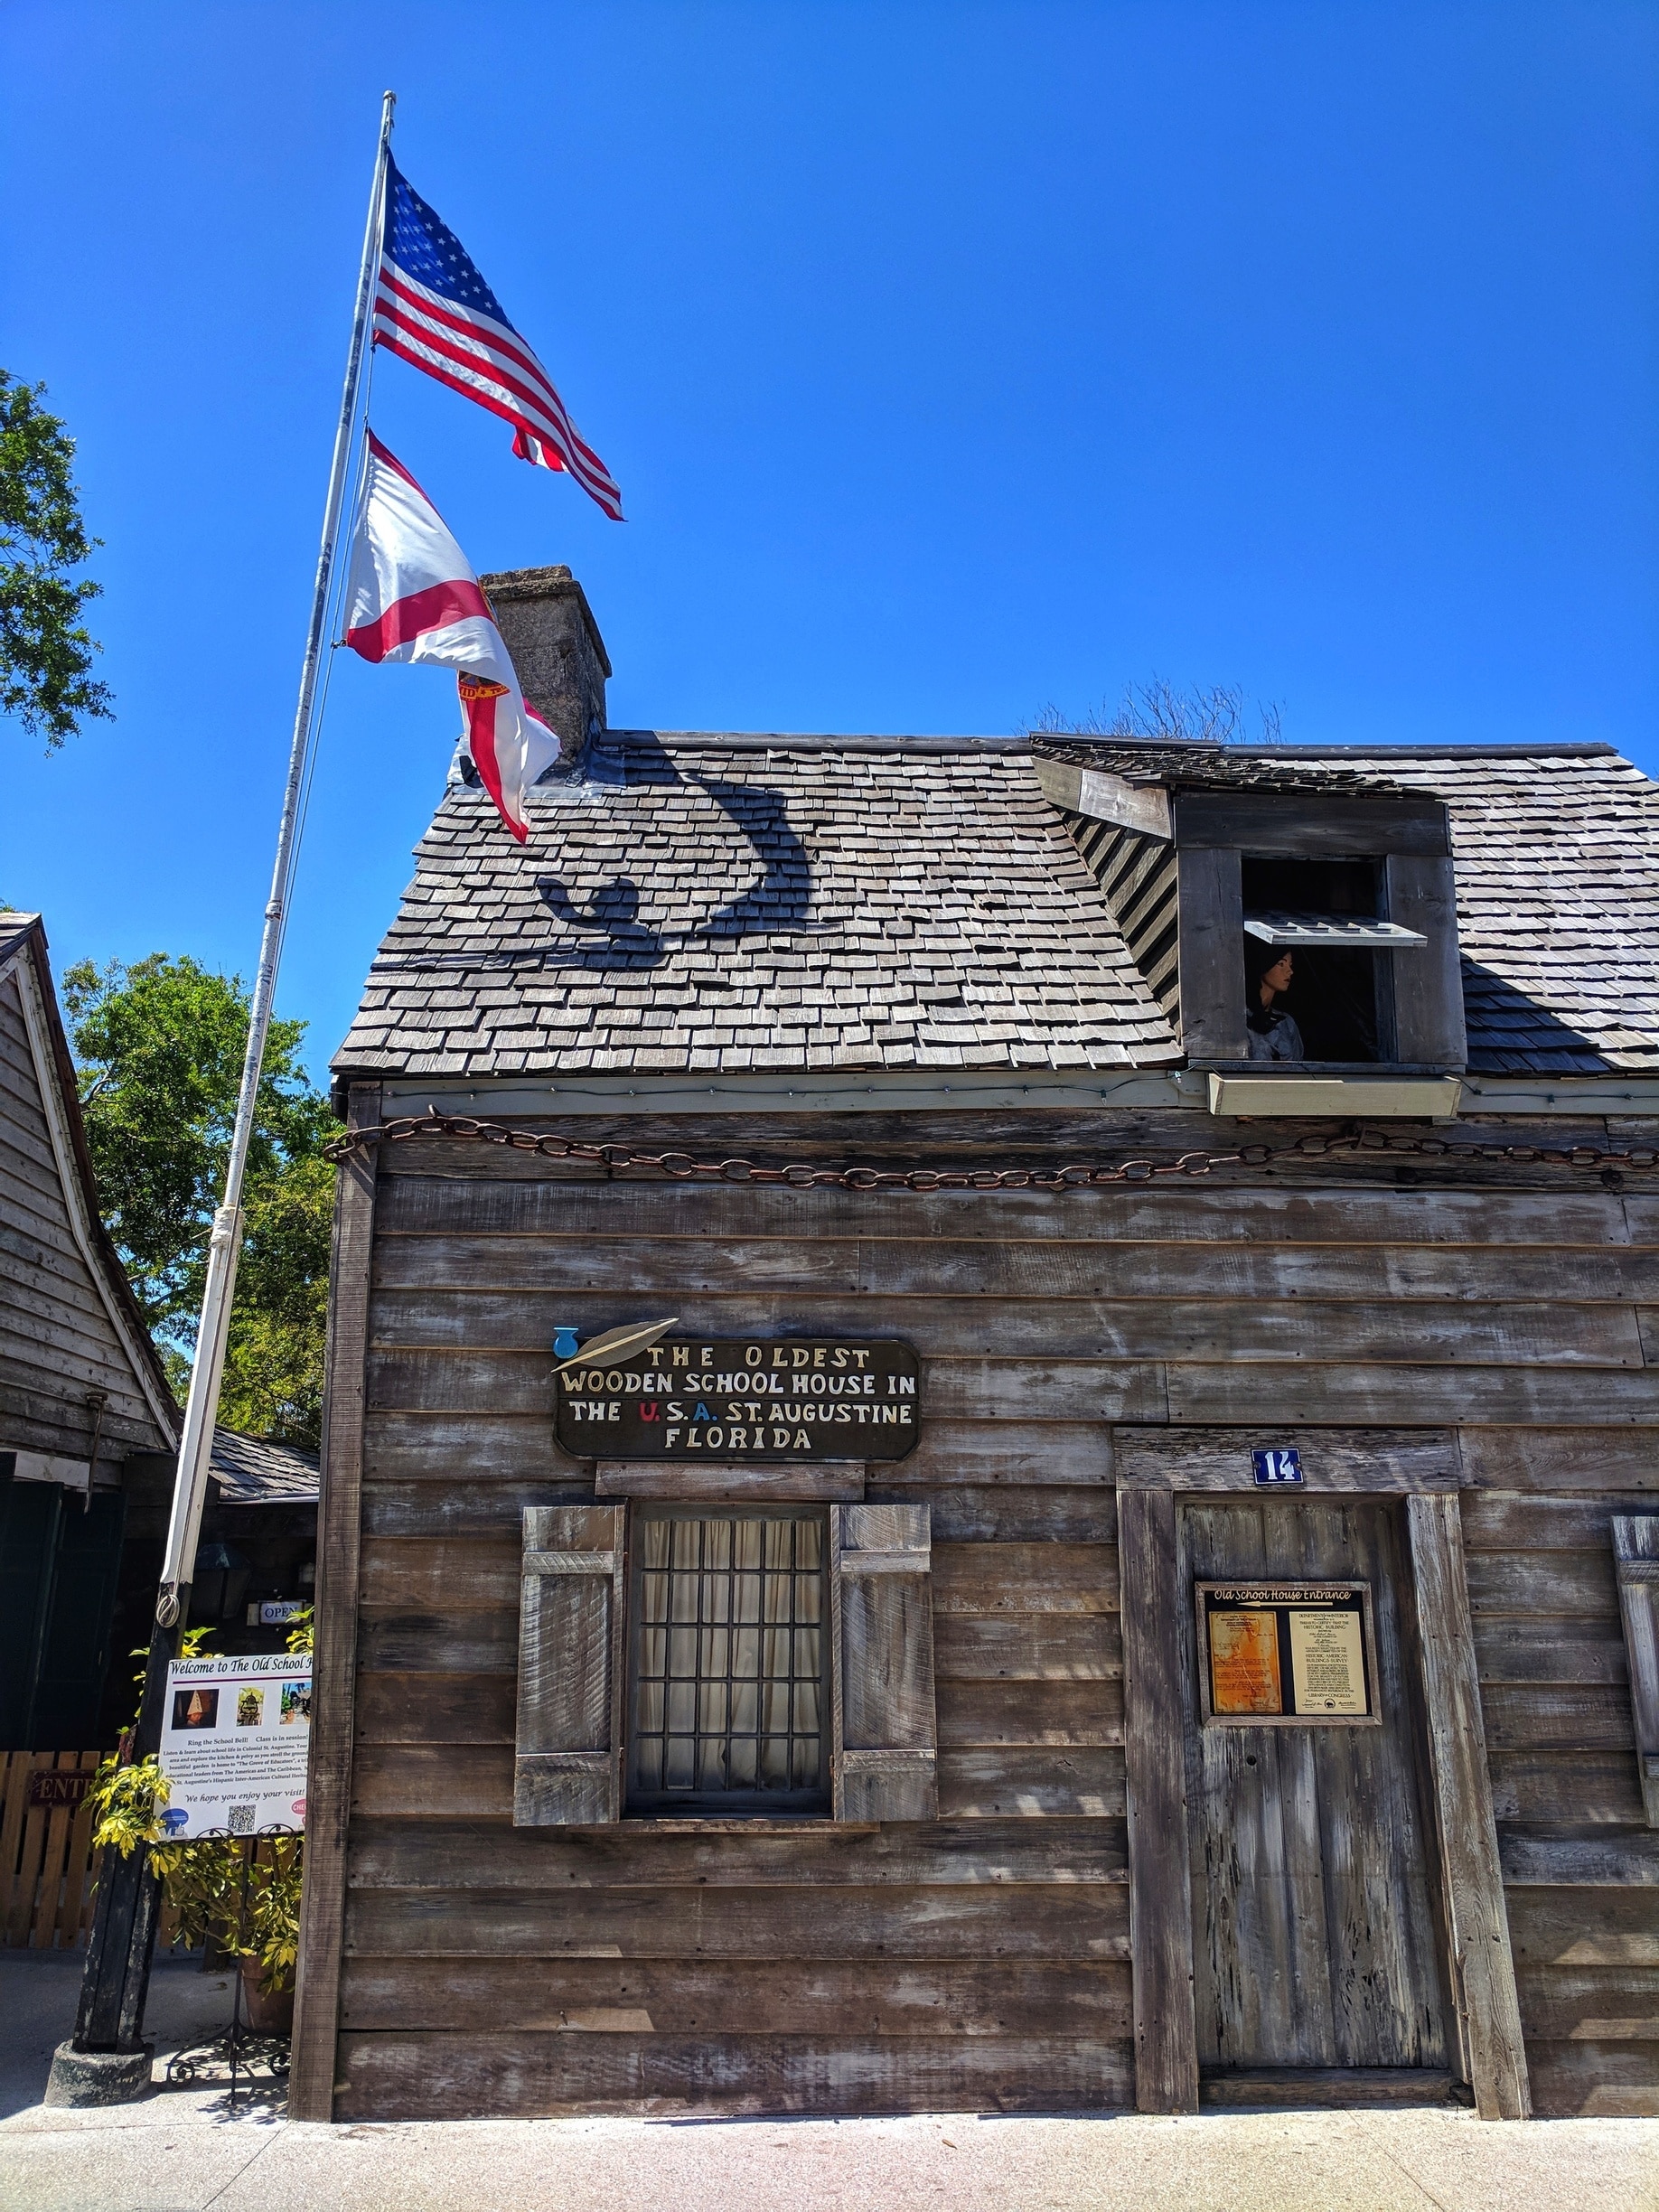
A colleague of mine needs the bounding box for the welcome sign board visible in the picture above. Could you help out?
[554,1336,921,1461]
[158,1654,311,1835]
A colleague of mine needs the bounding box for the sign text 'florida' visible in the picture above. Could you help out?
[553,1336,921,1461]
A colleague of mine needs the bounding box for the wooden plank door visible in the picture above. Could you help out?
[1177,1497,1452,2080]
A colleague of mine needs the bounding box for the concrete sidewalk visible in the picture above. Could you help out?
[4,1953,1655,2212]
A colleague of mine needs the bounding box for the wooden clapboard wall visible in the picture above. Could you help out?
[0,961,170,1462]
[317,1109,1659,2121]
[1459,1431,1659,2118]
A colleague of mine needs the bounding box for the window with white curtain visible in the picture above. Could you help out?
[625,1507,829,1814]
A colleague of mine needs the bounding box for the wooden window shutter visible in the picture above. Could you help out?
[514,1504,624,1826]
[1613,1515,1659,1827]
[831,1502,937,1822]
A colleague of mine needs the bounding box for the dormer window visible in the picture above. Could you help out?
[1241,857,1429,1065]
[1038,748,1467,1090]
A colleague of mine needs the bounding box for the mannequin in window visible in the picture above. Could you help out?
[1246,944,1304,1061]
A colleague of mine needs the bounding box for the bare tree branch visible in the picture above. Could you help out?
[1028,677,1286,746]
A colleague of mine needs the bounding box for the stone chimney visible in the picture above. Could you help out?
[478,565,611,764]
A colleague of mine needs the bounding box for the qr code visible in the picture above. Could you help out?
[227,1804,256,1835]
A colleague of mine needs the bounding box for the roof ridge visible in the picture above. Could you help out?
[592,733,1634,762]
[598,731,1029,754]
[1178,742,1624,760]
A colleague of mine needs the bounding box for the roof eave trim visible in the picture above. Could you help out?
[366,1065,1200,1117]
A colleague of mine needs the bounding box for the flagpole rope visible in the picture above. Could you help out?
[274,385,376,989]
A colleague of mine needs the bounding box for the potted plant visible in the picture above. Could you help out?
[89,1608,313,2037]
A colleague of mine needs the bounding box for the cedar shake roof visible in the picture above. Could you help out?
[0,912,41,966]
[336,736,1184,1081]
[333,735,1659,1086]
[209,1427,320,1505]
[1031,740,1422,799]
[1044,738,1659,1077]
[1309,745,1659,1076]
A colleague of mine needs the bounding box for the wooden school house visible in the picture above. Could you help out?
[291,566,1659,2123]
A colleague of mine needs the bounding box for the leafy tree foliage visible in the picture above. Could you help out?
[1,370,112,748]
[63,955,338,1444]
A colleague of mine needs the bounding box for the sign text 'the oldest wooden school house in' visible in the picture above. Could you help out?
[555,1337,921,1460]
[290,566,1659,2125]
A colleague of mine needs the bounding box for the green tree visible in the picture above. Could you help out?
[63,955,338,1445]
[1,370,112,748]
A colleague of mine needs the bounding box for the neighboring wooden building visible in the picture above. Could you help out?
[293,571,1659,2123]
[107,1428,319,1741]
[0,914,179,1748]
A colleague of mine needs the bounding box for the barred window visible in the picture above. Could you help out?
[626,1508,829,1814]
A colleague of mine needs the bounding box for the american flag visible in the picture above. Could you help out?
[372,159,623,521]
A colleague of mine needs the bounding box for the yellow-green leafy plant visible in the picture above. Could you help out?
[86,1623,219,1850]
[242,1836,304,1987]
[85,1755,171,1856]
[145,1833,305,1991]
[89,1614,314,1994]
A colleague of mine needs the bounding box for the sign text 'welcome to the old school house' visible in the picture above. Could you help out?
[554,1336,922,1461]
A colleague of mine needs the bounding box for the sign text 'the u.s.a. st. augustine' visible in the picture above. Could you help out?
[553,1336,921,1461]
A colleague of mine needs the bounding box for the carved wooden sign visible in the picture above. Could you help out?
[554,1336,921,1461]
[27,1769,91,1810]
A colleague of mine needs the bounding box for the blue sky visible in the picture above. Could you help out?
[3,2,1655,1081]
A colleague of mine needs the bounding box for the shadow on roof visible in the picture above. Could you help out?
[1459,958,1615,1074]
[533,771,830,964]
[693,778,816,938]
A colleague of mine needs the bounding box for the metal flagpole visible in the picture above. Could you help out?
[159,84,398,1634]
[55,90,398,2098]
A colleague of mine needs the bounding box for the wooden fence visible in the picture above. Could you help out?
[1,1750,104,1948]
[2,1749,192,1952]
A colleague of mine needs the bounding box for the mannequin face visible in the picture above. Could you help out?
[1259,952,1295,1004]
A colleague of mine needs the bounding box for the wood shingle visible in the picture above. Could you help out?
[333,736,1659,1086]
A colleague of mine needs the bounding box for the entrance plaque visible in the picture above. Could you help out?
[1208,1607,1283,1715]
[554,1336,921,1461]
[1196,1581,1379,1727]
[1286,1606,1368,1715]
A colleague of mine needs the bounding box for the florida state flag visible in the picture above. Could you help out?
[343,430,558,839]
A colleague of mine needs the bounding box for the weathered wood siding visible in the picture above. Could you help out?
[1464,1460,1659,2117]
[333,1113,1659,2119]
[0,969,161,1461]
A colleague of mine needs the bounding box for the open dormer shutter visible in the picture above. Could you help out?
[831,1503,937,1821]
[514,1504,624,1826]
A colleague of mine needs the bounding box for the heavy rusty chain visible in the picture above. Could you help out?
[323,1107,1659,1191]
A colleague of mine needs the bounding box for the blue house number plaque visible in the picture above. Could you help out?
[1252,1448,1304,1486]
